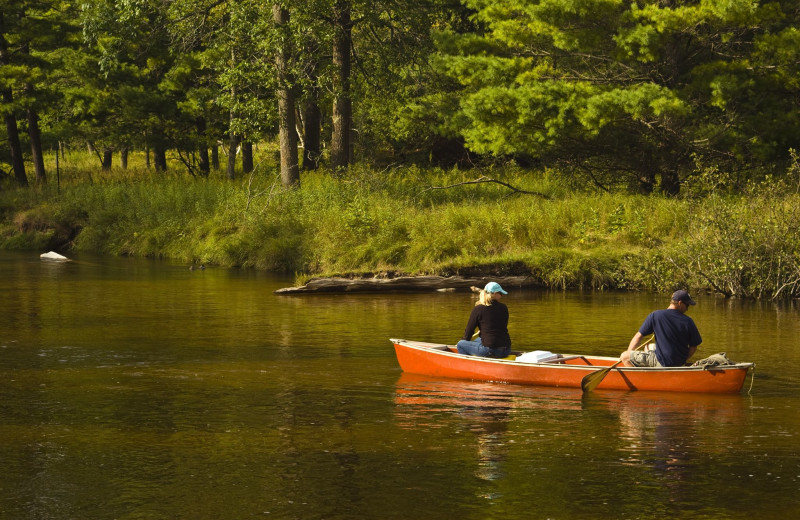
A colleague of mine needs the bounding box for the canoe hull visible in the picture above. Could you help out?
[391,339,753,394]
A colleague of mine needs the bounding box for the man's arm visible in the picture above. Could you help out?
[627,331,643,351]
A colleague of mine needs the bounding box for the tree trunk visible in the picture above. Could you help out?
[660,168,680,196]
[302,51,322,171]
[274,5,300,187]
[153,147,167,171]
[330,0,352,170]
[211,144,219,170]
[241,141,253,174]
[198,147,210,177]
[26,108,46,184]
[102,148,113,170]
[197,118,210,177]
[302,97,321,171]
[0,18,27,187]
[120,147,128,169]
[226,128,239,180]
[275,275,536,294]
[3,107,27,187]
[227,46,238,181]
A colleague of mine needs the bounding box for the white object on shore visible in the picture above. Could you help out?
[40,251,69,262]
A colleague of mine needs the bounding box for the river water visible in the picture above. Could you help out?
[1,252,799,519]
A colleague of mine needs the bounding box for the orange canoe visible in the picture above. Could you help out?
[391,339,755,394]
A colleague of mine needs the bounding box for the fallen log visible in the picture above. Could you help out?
[274,275,536,294]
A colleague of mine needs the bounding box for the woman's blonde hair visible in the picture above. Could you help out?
[476,290,495,306]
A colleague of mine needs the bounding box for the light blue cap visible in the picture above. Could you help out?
[484,282,508,294]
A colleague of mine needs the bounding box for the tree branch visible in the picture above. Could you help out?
[175,149,198,177]
[423,176,550,199]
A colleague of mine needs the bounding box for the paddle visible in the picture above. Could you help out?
[580,334,654,393]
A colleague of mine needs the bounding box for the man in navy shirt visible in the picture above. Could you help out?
[620,290,703,367]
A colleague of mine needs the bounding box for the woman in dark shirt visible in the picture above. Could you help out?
[456,282,511,358]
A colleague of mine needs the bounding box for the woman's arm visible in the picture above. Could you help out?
[462,306,481,340]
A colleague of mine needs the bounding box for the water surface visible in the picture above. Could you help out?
[1,252,799,519]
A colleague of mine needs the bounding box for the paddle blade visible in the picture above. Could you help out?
[580,361,621,392]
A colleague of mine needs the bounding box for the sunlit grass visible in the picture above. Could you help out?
[3,148,800,298]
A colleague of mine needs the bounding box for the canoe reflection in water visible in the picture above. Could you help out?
[393,373,513,490]
[584,390,748,502]
[393,373,587,498]
[394,373,750,503]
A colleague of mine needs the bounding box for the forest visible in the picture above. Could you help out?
[4,0,800,189]
[3,0,800,299]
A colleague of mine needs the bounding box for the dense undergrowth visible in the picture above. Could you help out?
[2,150,800,299]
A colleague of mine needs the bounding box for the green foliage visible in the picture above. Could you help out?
[676,186,800,299]
[6,0,800,194]
[434,0,800,194]
[3,158,800,298]
[526,247,622,291]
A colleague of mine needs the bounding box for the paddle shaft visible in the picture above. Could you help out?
[580,334,653,393]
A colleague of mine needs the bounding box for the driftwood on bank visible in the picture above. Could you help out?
[274,275,537,294]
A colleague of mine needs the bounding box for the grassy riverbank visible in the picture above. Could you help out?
[3,150,800,299]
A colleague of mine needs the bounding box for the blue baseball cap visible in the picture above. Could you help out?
[484,282,508,294]
[672,289,696,305]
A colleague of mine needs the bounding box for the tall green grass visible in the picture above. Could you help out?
[3,149,800,298]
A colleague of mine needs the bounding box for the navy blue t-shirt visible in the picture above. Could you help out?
[639,309,702,366]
